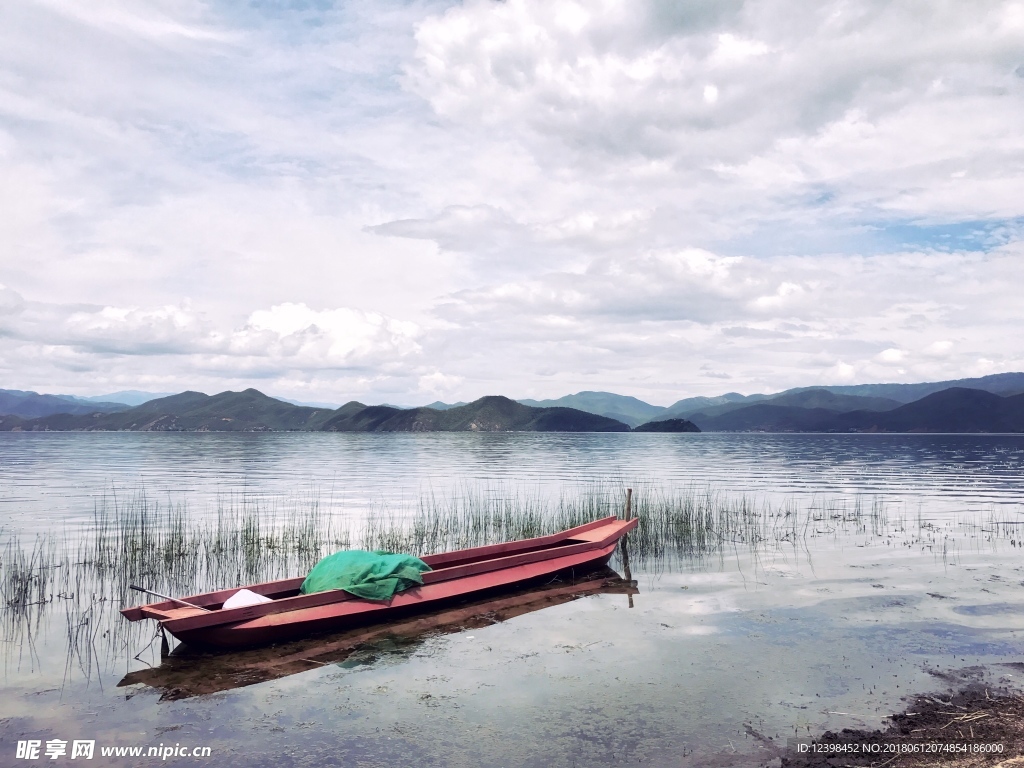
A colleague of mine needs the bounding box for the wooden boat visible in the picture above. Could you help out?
[121,515,638,649]
[119,570,638,699]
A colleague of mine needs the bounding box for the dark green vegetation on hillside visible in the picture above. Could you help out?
[0,389,334,432]
[688,388,1024,433]
[512,373,1024,425]
[3,371,1024,433]
[666,389,902,421]
[832,387,1024,433]
[526,375,1024,432]
[0,391,631,433]
[322,395,630,432]
[633,418,701,433]
[781,371,1024,403]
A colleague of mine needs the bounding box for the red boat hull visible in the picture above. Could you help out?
[122,516,637,649]
[177,541,619,648]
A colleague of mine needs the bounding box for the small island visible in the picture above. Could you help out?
[633,418,701,433]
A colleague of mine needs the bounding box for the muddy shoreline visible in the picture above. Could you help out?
[778,670,1024,768]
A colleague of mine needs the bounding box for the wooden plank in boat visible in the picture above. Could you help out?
[141,606,206,621]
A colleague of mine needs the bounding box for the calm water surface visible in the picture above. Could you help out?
[1,433,1024,767]
[2,432,1023,533]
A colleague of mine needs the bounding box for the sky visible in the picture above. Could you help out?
[1,0,1022,407]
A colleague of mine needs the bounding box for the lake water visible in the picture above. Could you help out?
[2,432,1023,533]
[2,433,1024,767]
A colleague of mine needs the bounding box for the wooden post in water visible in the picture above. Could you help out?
[620,488,634,608]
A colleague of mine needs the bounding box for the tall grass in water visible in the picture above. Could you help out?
[80,489,350,602]
[359,483,900,564]
[360,484,618,555]
[1,488,351,670]
[0,482,1008,682]
[0,484,935,618]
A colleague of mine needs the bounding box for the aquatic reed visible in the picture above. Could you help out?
[1,482,1018,682]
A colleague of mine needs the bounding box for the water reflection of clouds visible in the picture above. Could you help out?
[4,435,1024,765]
[645,594,741,617]
[4,433,1024,536]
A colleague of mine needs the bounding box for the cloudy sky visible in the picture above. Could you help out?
[1,0,1022,406]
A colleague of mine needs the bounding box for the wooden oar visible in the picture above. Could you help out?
[130,584,212,612]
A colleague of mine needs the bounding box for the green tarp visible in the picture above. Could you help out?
[299,549,432,601]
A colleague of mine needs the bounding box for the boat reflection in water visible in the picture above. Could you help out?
[118,569,638,701]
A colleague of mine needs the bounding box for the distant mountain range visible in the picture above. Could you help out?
[666,389,903,423]
[421,400,468,411]
[411,373,1022,428]
[775,372,1024,403]
[1,371,1023,433]
[513,372,1024,426]
[686,388,1024,433]
[0,388,177,418]
[76,390,175,407]
[0,389,129,419]
[320,396,631,433]
[0,391,646,433]
[519,391,665,428]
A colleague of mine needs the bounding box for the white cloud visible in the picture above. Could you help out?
[425,242,1024,402]
[406,0,1024,227]
[713,33,770,64]
[877,348,905,364]
[34,0,233,44]
[5,239,1022,404]
[825,361,857,382]
[62,303,209,355]
[237,303,421,364]
[0,284,25,316]
[0,0,1022,404]
[923,340,954,358]
[0,297,424,398]
[418,370,464,397]
[751,281,806,312]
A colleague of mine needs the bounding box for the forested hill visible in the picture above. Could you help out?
[3,384,1020,433]
[0,391,631,433]
[688,388,1024,433]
